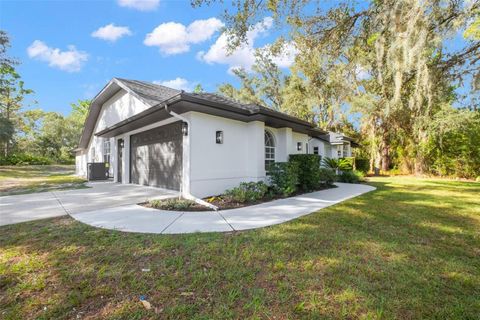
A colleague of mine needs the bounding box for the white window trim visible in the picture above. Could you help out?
[265,130,275,170]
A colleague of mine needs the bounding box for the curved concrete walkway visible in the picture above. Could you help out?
[71,183,375,234]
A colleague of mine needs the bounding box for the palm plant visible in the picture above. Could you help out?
[322,157,353,174]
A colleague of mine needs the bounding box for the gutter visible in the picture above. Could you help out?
[163,103,219,211]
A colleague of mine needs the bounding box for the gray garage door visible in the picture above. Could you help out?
[130,122,183,190]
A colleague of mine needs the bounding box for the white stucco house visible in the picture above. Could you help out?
[75,78,357,198]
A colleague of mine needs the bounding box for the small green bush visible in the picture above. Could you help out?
[319,168,336,186]
[289,154,321,191]
[224,181,269,203]
[337,170,364,183]
[0,154,52,165]
[150,198,195,210]
[355,158,370,173]
[267,162,300,196]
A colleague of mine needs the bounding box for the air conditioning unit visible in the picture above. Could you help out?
[87,162,109,181]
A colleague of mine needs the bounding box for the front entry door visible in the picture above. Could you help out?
[117,139,124,183]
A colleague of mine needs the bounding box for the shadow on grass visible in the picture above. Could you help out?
[0,178,479,319]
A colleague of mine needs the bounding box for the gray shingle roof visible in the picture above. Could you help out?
[115,79,316,128]
[77,78,333,149]
[185,92,258,112]
[116,79,306,121]
[115,78,181,107]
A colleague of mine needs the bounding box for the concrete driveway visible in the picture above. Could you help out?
[0,182,178,226]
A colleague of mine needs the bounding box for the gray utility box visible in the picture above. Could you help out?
[87,162,109,181]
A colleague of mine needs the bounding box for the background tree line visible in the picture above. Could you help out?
[0,31,88,165]
[195,0,480,179]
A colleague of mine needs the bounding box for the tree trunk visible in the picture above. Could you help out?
[381,145,390,171]
[379,130,390,172]
[5,104,10,157]
[414,154,426,175]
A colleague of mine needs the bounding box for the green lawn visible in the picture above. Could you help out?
[0,165,87,196]
[0,177,479,319]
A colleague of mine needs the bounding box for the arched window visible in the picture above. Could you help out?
[265,130,275,170]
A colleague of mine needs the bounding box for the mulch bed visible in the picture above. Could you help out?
[141,184,336,212]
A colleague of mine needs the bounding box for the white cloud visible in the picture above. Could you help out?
[270,43,298,68]
[27,40,88,72]
[144,18,224,55]
[91,23,132,42]
[197,17,296,71]
[117,0,159,11]
[154,77,193,91]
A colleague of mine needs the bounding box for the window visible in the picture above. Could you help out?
[103,140,111,166]
[91,148,95,162]
[313,147,319,155]
[265,130,275,170]
[337,149,342,158]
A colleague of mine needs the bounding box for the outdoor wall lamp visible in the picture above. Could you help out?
[182,122,189,136]
[297,142,302,151]
[216,130,223,144]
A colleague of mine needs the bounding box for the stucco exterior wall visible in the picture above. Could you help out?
[184,114,311,198]
[290,131,309,155]
[309,138,327,158]
[185,112,264,197]
[75,89,150,177]
[75,151,87,178]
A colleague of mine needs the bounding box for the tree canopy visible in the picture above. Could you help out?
[199,0,480,177]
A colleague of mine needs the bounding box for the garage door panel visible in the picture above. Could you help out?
[130,122,182,190]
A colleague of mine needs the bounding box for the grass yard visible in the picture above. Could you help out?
[0,165,87,196]
[0,177,479,319]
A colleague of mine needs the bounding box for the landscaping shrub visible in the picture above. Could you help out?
[322,157,339,171]
[150,198,195,210]
[355,158,370,173]
[0,154,52,165]
[337,170,364,183]
[289,154,321,191]
[224,181,269,203]
[339,157,355,171]
[267,162,300,196]
[319,168,336,186]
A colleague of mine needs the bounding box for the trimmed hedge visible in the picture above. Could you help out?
[319,168,336,186]
[0,154,52,166]
[289,154,322,191]
[267,162,300,196]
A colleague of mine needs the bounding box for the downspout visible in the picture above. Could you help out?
[163,103,218,211]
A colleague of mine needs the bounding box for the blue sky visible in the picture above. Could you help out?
[1,0,474,116]
[0,0,293,115]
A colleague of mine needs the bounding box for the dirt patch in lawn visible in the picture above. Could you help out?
[141,185,336,211]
